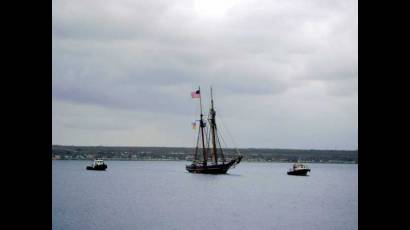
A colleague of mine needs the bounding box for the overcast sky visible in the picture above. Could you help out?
[52,0,357,150]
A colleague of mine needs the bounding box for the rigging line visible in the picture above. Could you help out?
[215,117,229,151]
[193,131,197,158]
[217,110,242,156]
[192,96,201,161]
[205,124,211,160]
[194,125,200,162]
[218,128,231,157]
[216,129,226,162]
[216,121,235,159]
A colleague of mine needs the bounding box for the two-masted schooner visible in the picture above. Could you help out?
[186,87,243,174]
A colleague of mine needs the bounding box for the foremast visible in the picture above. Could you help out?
[198,86,208,166]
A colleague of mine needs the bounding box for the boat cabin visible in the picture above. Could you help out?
[293,163,309,170]
[93,159,105,166]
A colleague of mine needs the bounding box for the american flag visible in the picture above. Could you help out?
[191,89,200,98]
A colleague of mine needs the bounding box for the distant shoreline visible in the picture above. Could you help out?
[52,159,357,164]
[52,145,358,164]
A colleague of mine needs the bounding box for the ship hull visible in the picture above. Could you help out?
[186,156,242,174]
[186,164,230,174]
[287,169,310,176]
[86,165,107,171]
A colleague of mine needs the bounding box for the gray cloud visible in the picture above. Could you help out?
[52,0,357,149]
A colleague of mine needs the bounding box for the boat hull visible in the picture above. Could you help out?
[287,169,310,176]
[186,156,242,174]
[86,165,107,171]
[186,164,230,174]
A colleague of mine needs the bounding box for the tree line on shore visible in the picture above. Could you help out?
[52,145,358,163]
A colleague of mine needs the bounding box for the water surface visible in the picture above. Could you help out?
[53,161,357,230]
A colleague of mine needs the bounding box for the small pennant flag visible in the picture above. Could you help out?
[191,89,200,98]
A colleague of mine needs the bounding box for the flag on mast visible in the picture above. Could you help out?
[191,89,200,98]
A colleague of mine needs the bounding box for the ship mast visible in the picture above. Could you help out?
[198,86,208,166]
[210,87,218,164]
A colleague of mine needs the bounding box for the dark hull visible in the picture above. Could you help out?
[86,165,107,171]
[186,156,242,174]
[186,164,230,174]
[287,169,310,176]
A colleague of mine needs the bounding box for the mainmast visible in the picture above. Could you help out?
[210,87,218,164]
[198,86,208,166]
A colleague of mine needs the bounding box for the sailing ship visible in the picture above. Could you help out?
[186,87,243,174]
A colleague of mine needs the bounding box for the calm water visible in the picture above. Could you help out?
[52,161,357,230]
